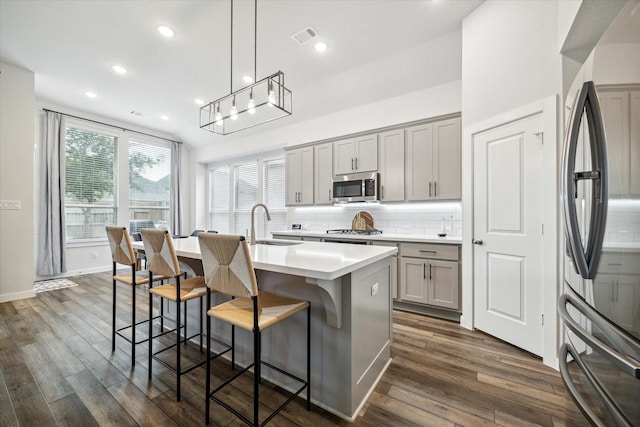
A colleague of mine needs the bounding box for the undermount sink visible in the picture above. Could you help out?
[254,240,303,246]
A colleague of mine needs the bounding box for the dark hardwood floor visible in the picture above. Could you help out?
[0,271,588,426]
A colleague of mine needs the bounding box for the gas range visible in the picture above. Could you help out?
[326,229,383,235]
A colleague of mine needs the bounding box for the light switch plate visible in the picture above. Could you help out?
[0,200,21,210]
[371,282,379,296]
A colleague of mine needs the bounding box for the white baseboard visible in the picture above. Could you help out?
[35,265,111,282]
[0,289,37,303]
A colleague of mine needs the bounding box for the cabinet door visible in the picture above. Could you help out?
[427,260,459,310]
[378,129,405,201]
[593,274,616,323]
[405,123,433,200]
[354,134,378,172]
[314,142,333,204]
[600,91,629,196]
[630,91,640,197]
[285,150,301,206]
[299,147,314,205]
[333,138,355,175]
[614,277,639,334]
[433,118,461,200]
[399,257,428,304]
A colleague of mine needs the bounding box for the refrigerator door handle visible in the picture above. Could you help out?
[558,292,640,379]
[559,342,632,427]
[561,81,608,279]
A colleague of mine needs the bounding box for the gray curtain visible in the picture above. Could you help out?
[37,111,67,275]
[170,141,182,235]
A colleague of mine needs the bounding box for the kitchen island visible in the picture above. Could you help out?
[132,237,397,421]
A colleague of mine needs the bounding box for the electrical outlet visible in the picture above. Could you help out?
[371,282,379,296]
[0,200,21,210]
[91,252,98,259]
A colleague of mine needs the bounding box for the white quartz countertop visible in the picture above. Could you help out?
[271,230,463,245]
[131,237,397,281]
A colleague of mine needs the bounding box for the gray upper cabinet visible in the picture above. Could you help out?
[286,147,314,206]
[598,88,640,197]
[378,129,405,202]
[333,134,378,175]
[314,142,333,204]
[406,117,461,201]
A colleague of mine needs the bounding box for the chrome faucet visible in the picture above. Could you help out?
[250,203,271,245]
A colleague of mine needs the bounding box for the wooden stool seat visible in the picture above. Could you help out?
[150,277,207,301]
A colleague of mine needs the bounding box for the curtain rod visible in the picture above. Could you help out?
[42,108,182,144]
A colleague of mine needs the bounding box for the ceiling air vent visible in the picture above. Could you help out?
[291,27,318,45]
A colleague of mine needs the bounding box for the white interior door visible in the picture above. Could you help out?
[473,113,544,356]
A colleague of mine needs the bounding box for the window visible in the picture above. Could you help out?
[263,158,287,235]
[129,140,171,231]
[233,163,258,235]
[208,155,286,240]
[209,167,230,233]
[64,122,173,243]
[64,126,117,241]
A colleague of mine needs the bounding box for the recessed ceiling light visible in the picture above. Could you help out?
[157,25,175,38]
[194,98,204,105]
[243,75,254,84]
[160,115,169,120]
[314,41,328,52]
[85,91,97,98]
[112,65,127,75]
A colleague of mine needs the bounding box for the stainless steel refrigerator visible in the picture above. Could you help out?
[558,4,640,425]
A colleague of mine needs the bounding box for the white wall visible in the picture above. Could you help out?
[192,80,462,164]
[460,0,563,368]
[461,0,562,128]
[0,62,36,302]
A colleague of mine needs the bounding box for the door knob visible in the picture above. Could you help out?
[472,239,483,245]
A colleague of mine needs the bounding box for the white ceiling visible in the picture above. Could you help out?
[0,0,482,149]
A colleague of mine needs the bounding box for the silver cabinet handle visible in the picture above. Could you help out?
[419,250,437,254]
[381,185,384,199]
[355,157,358,170]
[429,263,432,281]
[423,263,426,279]
[329,189,331,201]
[434,181,437,197]
[429,181,432,197]
[472,239,483,245]
[351,158,354,170]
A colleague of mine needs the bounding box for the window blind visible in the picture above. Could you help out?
[128,140,171,231]
[64,126,117,240]
[233,163,258,236]
[263,158,287,236]
[209,167,230,233]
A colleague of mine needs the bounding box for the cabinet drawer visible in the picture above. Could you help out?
[598,252,640,275]
[400,243,459,261]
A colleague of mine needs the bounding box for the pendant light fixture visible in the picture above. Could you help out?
[200,0,292,136]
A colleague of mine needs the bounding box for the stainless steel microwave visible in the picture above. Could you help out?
[332,172,379,203]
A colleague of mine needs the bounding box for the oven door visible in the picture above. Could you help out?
[558,287,640,426]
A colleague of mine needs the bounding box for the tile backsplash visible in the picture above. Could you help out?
[288,202,462,237]
[605,199,640,243]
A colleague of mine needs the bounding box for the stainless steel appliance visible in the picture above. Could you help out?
[558,6,640,421]
[332,172,379,203]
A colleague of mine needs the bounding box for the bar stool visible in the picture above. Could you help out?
[198,232,310,426]
[105,226,168,367]
[141,228,230,401]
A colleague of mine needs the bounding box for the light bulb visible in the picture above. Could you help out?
[267,81,276,107]
[230,98,238,120]
[248,91,256,114]
[214,104,223,126]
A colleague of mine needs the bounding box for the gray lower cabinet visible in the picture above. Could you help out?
[399,243,460,311]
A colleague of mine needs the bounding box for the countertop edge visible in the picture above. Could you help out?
[271,230,462,245]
